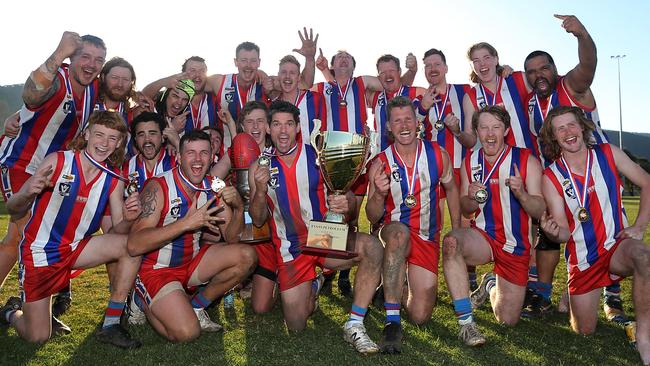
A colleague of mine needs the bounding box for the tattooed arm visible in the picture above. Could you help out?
[23,31,82,109]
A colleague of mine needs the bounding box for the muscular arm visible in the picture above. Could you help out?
[210,154,232,180]
[141,73,184,99]
[216,187,245,244]
[440,150,461,229]
[561,15,597,96]
[205,74,225,94]
[107,181,129,234]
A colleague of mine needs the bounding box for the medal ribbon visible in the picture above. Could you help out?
[177,168,211,192]
[293,89,306,106]
[478,145,510,185]
[535,93,554,121]
[560,149,592,210]
[337,77,354,106]
[433,85,450,121]
[383,85,405,105]
[478,76,503,107]
[64,68,92,130]
[234,74,256,110]
[190,94,206,129]
[392,140,422,201]
[83,150,128,182]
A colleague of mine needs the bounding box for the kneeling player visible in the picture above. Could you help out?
[249,101,384,354]
[540,106,650,364]
[126,130,257,342]
[1,111,142,348]
[442,106,545,346]
[366,96,460,354]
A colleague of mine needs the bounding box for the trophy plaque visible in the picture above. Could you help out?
[304,119,370,258]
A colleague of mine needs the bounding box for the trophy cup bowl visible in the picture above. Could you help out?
[304,119,370,258]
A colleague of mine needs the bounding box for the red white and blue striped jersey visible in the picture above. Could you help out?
[293,89,326,145]
[0,66,99,174]
[316,77,368,134]
[543,144,628,273]
[20,150,118,267]
[375,140,445,242]
[417,84,471,169]
[370,85,418,152]
[122,149,176,192]
[468,72,534,151]
[464,146,533,256]
[215,74,267,154]
[527,77,609,166]
[140,169,217,270]
[265,144,328,263]
[182,92,219,134]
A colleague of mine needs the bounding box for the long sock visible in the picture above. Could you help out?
[468,271,478,286]
[4,309,18,324]
[537,282,552,301]
[102,300,125,328]
[604,283,621,298]
[190,290,211,309]
[453,298,473,325]
[527,266,539,293]
[384,302,401,324]
[485,276,496,295]
[348,304,367,325]
[339,269,350,281]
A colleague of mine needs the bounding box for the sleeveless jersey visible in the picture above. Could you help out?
[468,72,533,151]
[464,145,533,256]
[543,144,628,272]
[182,92,219,133]
[265,144,328,263]
[375,140,445,242]
[214,74,266,154]
[527,76,610,166]
[417,83,470,169]
[0,66,99,174]
[123,149,176,191]
[316,77,368,134]
[140,169,216,270]
[20,150,118,267]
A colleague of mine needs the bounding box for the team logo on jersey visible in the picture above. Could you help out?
[129,171,139,179]
[471,165,482,182]
[562,179,576,199]
[225,92,234,104]
[1,165,7,175]
[378,95,386,106]
[324,85,333,95]
[170,205,181,218]
[391,164,401,182]
[267,167,279,189]
[58,182,71,196]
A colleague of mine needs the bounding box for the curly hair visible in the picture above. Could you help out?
[67,110,128,167]
[540,106,596,161]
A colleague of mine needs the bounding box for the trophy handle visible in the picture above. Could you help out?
[310,119,324,165]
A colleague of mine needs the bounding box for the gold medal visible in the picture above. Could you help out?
[126,180,139,196]
[404,194,417,208]
[474,188,488,203]
[211,177,226,193]
[577,207,590,222]
[258,155,271,167]
[339,100,347,107]
[434,120,445,131]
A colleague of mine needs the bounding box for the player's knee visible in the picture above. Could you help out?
[382,222,409,247]
[442,234,460,259]
[284,313,308,332]
[631,243,650,278]
[238,246,258,275]
[570,316,596,335]
[358,234,383,264]
[495,311,520,327]
[408,308,432,325]
[168,324,201,343]
[252,300,273,315]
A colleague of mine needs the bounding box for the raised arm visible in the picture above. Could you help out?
[507,156,545,220]
[400,53,417,86]
[23,31,81,109]
[557,15,597,96]
[6,155,56,219]
[294,27,318,89]
[141,72,190,100]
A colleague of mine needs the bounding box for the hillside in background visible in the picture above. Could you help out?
[0,84,648,160]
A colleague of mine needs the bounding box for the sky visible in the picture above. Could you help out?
[2,0,649,137]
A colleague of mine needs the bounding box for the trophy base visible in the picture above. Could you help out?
[240,212,271,244]
[303,220,358,259]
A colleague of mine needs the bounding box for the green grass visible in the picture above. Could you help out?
[1,199,648,366]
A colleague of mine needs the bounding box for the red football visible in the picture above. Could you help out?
[230,133,261,169]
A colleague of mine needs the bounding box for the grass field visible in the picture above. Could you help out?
[0,198,647,365]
